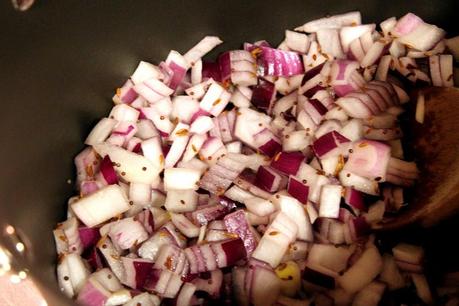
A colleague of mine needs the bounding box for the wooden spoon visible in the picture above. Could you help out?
[374,87,459,230]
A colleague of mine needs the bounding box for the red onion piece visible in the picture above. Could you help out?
[312,130,350,159]
[99,155,118,185]
[344,140,391,180]
[319,184,343,218]
[122,257,154,290]
[202,61,222,82]
[270,151,305,175]
[254,46,305,77]
[77,279,111,306]
[249,264,281,306]
[344,187,366,210]
[338,246,383,293]
[224,209,258,256]
[251,79,276,112]
[190,202,234,226]
[254,129,282,157]
[287,176,310,204]
[176,283,197,306]
[185,238,246,274]
[295,11,361,33]
[78,226,101,250]
[255,166,285,193]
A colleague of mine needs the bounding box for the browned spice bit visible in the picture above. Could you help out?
[121,171,126,176]
[172,117,179,125]
[277,263,287,270]
[258,123,263,127]
[102,244,107,249]
[109,115,114,119]
[358,142,368,148]
[212,99,221,106]
[346,173,351,177]
[110,254,120,260]
[236,111,242,116]
[349,149,353,153]
[222,128,227,132]
[58,235,68,242]
[136,303,142,306]
[165,256,173,270]
[250,47,262,58]
[207,156,212,161]
[375,177,382,182]
[275,194,280,199]
[112,162,117,166]
[180,200,185,205]
[176,128,189,136]
[208,279,213,285]
[191,144,198,153]
[274,152,282,162]
[116,163,121,167]
[302,179,307,184]
[160,115,165,120]
[142,166,147,171]
[285,134,290,139]
[189,91,195,96]
[312,54,317,61]
[107,274,112,279]
[129,201,134,205]
[85,165,94,177]
[316,170,326,176]
[63,276,69,281]
[269,231,279,236]
[216,186,225,195]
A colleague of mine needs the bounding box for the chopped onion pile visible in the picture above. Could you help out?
[54,11,458,306]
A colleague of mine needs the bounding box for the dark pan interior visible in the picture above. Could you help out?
[0,1,458,304]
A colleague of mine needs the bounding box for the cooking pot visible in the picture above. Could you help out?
[1,1,458,305]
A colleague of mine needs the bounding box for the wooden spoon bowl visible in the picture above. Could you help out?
[375,87,459,230]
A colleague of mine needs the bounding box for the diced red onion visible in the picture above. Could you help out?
[295,11,361,33]
[224,209,258,256]
[312,130,350,159]
[270,151,305,175]
[319,184,343,218]
[254,46,304,77]
[344,139,391,181]
[77,279,111,306]
[255,166,285,193]
[78,226,101,251]
[287,176,310,204]
[251,79,276,112]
